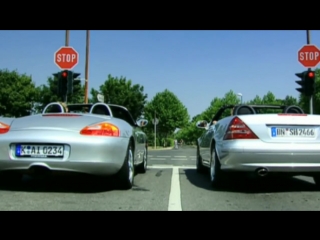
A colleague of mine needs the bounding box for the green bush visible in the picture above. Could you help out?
[166,138,174,147]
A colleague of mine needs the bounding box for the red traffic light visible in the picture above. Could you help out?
[308,72,314,78]
[62,71,67,78]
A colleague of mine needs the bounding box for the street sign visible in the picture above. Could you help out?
[97,94,104,102]
[152,118,159,125]
[298,44,320,68]
[54,46,79,70]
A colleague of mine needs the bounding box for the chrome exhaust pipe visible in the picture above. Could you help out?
[256,168,268,177]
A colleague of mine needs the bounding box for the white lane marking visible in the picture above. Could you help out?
[168,167,182,211]
[148,165,196,169]
[149,158,191,161]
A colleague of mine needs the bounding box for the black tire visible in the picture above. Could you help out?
[196,148,206,174]
[209,149,225,188]
[116,144,135,190]
[136,147,147,174]
[313,176,320,189]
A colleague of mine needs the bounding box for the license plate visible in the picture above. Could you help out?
[271,127,316,138]
[15,144,64,158]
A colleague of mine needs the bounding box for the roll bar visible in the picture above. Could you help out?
[42,102,65,114]
[89,103,113,117]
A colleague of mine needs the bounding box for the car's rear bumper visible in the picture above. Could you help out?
[218,140,320,174]
[0,130,129,176]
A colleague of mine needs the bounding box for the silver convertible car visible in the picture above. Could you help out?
[196,104,320,188]
[0,102,149,190]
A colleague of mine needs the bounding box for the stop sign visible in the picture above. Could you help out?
[298,44,320,68]
[54,46,79,70]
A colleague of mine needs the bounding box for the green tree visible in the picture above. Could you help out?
[175,90,240,143]
[90,74,147,119]
[144,89,189,138]
[0,69,38,117]
[35,77,85,112]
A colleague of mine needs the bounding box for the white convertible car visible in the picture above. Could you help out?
[195,104,320,188]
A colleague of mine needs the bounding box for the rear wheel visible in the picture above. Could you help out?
[116,145,135,190]
[136,147,147,173]
[209,149,225,188]
[196,149,206,174]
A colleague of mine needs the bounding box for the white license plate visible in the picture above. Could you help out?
[16,145,64,158]
[271,127,316,138]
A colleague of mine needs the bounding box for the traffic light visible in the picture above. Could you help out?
[67,72,81,94]
[53,70,68,96]
[53,71,81,96]
[295,70,315,96]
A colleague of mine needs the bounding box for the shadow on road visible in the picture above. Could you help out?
[0,175,130,193]
[183,169,319,193]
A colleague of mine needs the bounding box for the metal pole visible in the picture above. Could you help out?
[84,30,90,104]
[307,30,313,114]
[154,111,156,149]
[65,30,69,46]
[241,96,243,104]
[63,30,70,103]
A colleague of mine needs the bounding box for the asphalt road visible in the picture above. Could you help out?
[1,145,320,211]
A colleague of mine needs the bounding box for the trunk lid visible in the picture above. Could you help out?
[238,114,320,143]
[9,113,112,131]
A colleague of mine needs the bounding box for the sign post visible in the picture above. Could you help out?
[152,113,159,149]
[54,46,79,103]
[298,41,320,114]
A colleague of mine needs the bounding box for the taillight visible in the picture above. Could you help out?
[223,117,258,140]
[0,122,10,134]
[80,122,120,137]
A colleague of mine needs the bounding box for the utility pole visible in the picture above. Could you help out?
[307,30,313,114]
[154,111,156,149]
[65,30,69,46]
[84,30,90,104]
[64,30,70,103]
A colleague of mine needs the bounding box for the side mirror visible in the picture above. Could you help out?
[137,119,148,127]
[196,120,208,129]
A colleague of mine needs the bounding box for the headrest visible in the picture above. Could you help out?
[234,105,255,115]
[283,105,304,114]
[91,105,109,115]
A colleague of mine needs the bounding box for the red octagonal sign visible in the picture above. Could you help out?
[298,44,320,68]
[54,46,79,70]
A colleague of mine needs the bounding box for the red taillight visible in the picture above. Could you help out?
[0,122,10,134]
[223,117,258,140]
[43,114,81,117]
[80,122,120,137]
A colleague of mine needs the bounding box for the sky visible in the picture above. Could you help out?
[0,30,319,118]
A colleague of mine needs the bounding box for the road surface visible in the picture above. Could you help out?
[0,146,320,210]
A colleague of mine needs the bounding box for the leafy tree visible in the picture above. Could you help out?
[176,91,240,143]
[90,74,147,120]
[35,76,85,112]
[144,89,189,138]
[0,69,38,117]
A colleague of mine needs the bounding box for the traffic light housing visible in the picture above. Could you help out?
[295,70,315,96]
[67,72,81,94]
[53,71,81,96]
[53,71,68,96]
